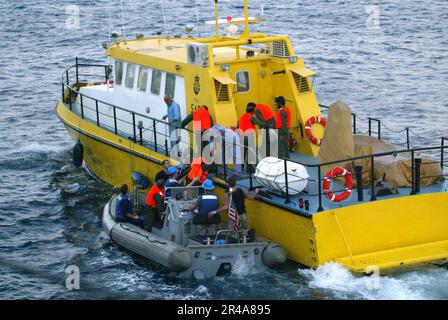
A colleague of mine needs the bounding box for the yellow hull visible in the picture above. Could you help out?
[57,101,448,272]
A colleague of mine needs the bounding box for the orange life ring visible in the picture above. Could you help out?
[322,167,353,202]
[101,79,114,85]
[305,116,326,145]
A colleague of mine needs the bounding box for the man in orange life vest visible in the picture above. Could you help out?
[274,96,292,159]
[238,103,257,172]
[144,179,165,231]
[187,157,209,187]
[248,102,276,156]
[181,105,214,152]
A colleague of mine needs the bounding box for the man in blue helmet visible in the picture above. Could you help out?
[190,179,220,235]
[164,165,183,198]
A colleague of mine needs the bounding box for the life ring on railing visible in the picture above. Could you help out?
[322,167,353,202]
[304,116,326,145]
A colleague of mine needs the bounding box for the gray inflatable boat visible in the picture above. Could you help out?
[103,186,287,279]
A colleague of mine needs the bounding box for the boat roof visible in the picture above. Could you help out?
[107,35,287,65]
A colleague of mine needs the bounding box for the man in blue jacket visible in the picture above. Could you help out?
[162,95,181,148]
[115,184,141,226]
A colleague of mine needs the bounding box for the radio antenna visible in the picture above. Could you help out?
[160,0,169,35]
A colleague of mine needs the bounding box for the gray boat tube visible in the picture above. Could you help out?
[103,196,192,272]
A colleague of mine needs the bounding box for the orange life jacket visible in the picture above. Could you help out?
[188,158,209,183]
[255,104,275,121]
[238,113,255,133]
[192,106,212,131]
[275,106,292,129]
[145,184,164,208]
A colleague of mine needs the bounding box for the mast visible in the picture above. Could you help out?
[243,0,249,35]
[214,0,219,39]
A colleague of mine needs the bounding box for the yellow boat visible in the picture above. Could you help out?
[56,1,448,274]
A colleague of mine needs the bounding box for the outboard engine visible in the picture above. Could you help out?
[131,172,150,211]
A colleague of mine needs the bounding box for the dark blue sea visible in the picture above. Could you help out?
[0,0,447,299]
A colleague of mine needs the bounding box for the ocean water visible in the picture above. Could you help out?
[0,0,447,299]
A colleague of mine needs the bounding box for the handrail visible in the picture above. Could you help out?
[61,65,176,128]
[61,59,447,214]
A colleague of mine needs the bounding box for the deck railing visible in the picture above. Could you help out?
[61,58,181,156]
[61,58,448,216]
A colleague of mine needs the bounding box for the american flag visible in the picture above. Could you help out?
[228,192,240,232]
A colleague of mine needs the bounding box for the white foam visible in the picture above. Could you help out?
[299,262,428,300]
[16,142,67,154]
[232,253,257,276]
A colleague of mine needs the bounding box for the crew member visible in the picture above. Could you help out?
[144,179,165,231]
[162,95,181,148]
[250,103,276,156]
[209,176,258,239]
[164,166,183,198]
[181,106,214,152]
[274,96,292,159]
[189,179,219,235]
[154,159,170,182]
[115,184,142,226]
[187,157,209,187]
[238,103,257,172]
[251,103,275,129]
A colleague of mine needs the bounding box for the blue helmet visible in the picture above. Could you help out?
[202,179,215,191]
[167,166,178,176]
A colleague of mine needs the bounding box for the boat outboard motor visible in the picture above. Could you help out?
[73,139,84,168]
[131,172,150,211]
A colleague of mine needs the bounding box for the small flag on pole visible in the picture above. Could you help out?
[228,192,240,232]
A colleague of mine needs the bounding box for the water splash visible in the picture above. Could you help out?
[298,262,448,300]
[232,253,257,276]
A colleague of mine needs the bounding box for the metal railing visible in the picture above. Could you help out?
[60,58,448,215]
[276,144,448,213]
[61,58,181,156]
[319,104,417,149]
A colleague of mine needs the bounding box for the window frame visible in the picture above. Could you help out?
[115,60,123,86]
[235,70,250,94]
[137,66,149,92]
[124,63,136,89]
[150,69,162,95]
[164,73,176,98]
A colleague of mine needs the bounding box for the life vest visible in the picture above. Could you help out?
[275,106,292,129]
[192,106,212,131]
[198,193,219,215]
[238,113,255,133]
[188,158,209,183]
[145,184,164,208]
[255,104,275,121]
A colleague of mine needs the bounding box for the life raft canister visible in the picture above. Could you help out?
[304,116,327,145]
[73,139,84,168]
[322,167,353,202]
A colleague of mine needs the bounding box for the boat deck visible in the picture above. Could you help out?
[217,151,447,216]
[64,99,447,217]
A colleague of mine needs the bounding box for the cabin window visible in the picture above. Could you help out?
[115,61,123,85]
[236,71,250,93]
[151,69,162,95]
[165,73,176,98]
[137,67,148,92]
[125,64,136,89]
